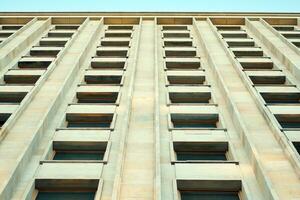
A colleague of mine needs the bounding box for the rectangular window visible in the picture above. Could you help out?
[39,38,69,47]
[52,138,108,161]
[107,25,133,30]
[30,47,63,57]
[168,86,211,104]
[36,191,95,200]
[180,191,240,200]
[245,71,286,85]
[225,38,255,47]
[219,30,247,38]
[162,25,188,30]
[269,105,300,129]
[170,106,219,129]
[273,25,295,31]
[77,86,120,103]
[217,25,241,31]
[4,69,45,84]
[293,142,300,156]
[257,86,300,104]
[165,58,201,70]
[18,57,54,69]
[0,85,32,103]
[173,141,228,161]
[53,151,104,160]
[66,105,115,128]
[101,38,130,47]
[163,31,190,38]
[84,70,123,85]
[164,38,193,47]
[105,31,132,38]
[54,25,79,30]
[48,30,75,37]
[166,71,205,85]
[0,104,17,127]
[231,47,263,57]
[2,25,23,30]
[91,57,126,69]
[164,47,196,57]
[96,47,128,57]
[171,113,218,128]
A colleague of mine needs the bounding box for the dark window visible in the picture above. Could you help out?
[274,115,300,129]
[176,152,226,161]
[261,93,300,104]
[171,114,218,128]
[67,122,111,128]
[53,151,104,160]
[0,114,11,127]
[36,191,95,200]
[180,191,239,200]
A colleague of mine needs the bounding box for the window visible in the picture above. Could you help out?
[101,38,130,47]
[0,113,11,127]
[225,38,255,47]
[273,26,295,31]
[237,57,273,70]
[54,25,79,30]
[245,71,286,85]
[168,86,211,104]
[53,151,104,160]
[165,58,201,70]
[77,85,120,103]
[84,70,123,85]
[220,31,247,38]
[48,30,75,37]
[0,85,32,103]
[107,25,133,30]
[293,142,300,156]
[170,106,219,129]
[180,191,240,200]
[30,47,62,57]
[39,38,69,47]
[257,86,300,104]
[18,57,54,69]
[163,31,190,38]
[162,25,188,30]
[164,38,193,47]
[173,141,228,161]
[66,105,115,128]
[166,71,205,85]
[4,69,44,84]
[216,25,241,31]
[52,139,107,161]
[268,105,300,129]
[96,47,128,57]
[231,47,263,57]
[164,47,196,57]
[91,57,126,69]
[36,191,95,200]
[105,31,132,38]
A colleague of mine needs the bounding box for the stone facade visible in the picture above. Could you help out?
[0,13,298,200]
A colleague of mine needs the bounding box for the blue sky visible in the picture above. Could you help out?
[0,0,299,12]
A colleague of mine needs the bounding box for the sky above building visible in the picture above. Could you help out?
[0,0,299,12]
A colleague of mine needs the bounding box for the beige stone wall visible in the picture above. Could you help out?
[0,13,298,200]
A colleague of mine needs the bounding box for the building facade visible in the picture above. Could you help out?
[0,12,298,200]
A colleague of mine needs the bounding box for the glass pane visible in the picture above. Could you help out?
[176,152,226,161]
[53,152,104,160]
[279,122,300,128]
[36,192,95,200]
[181,191,239,200]
[67,122,111,128]
[173,123,217,128]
